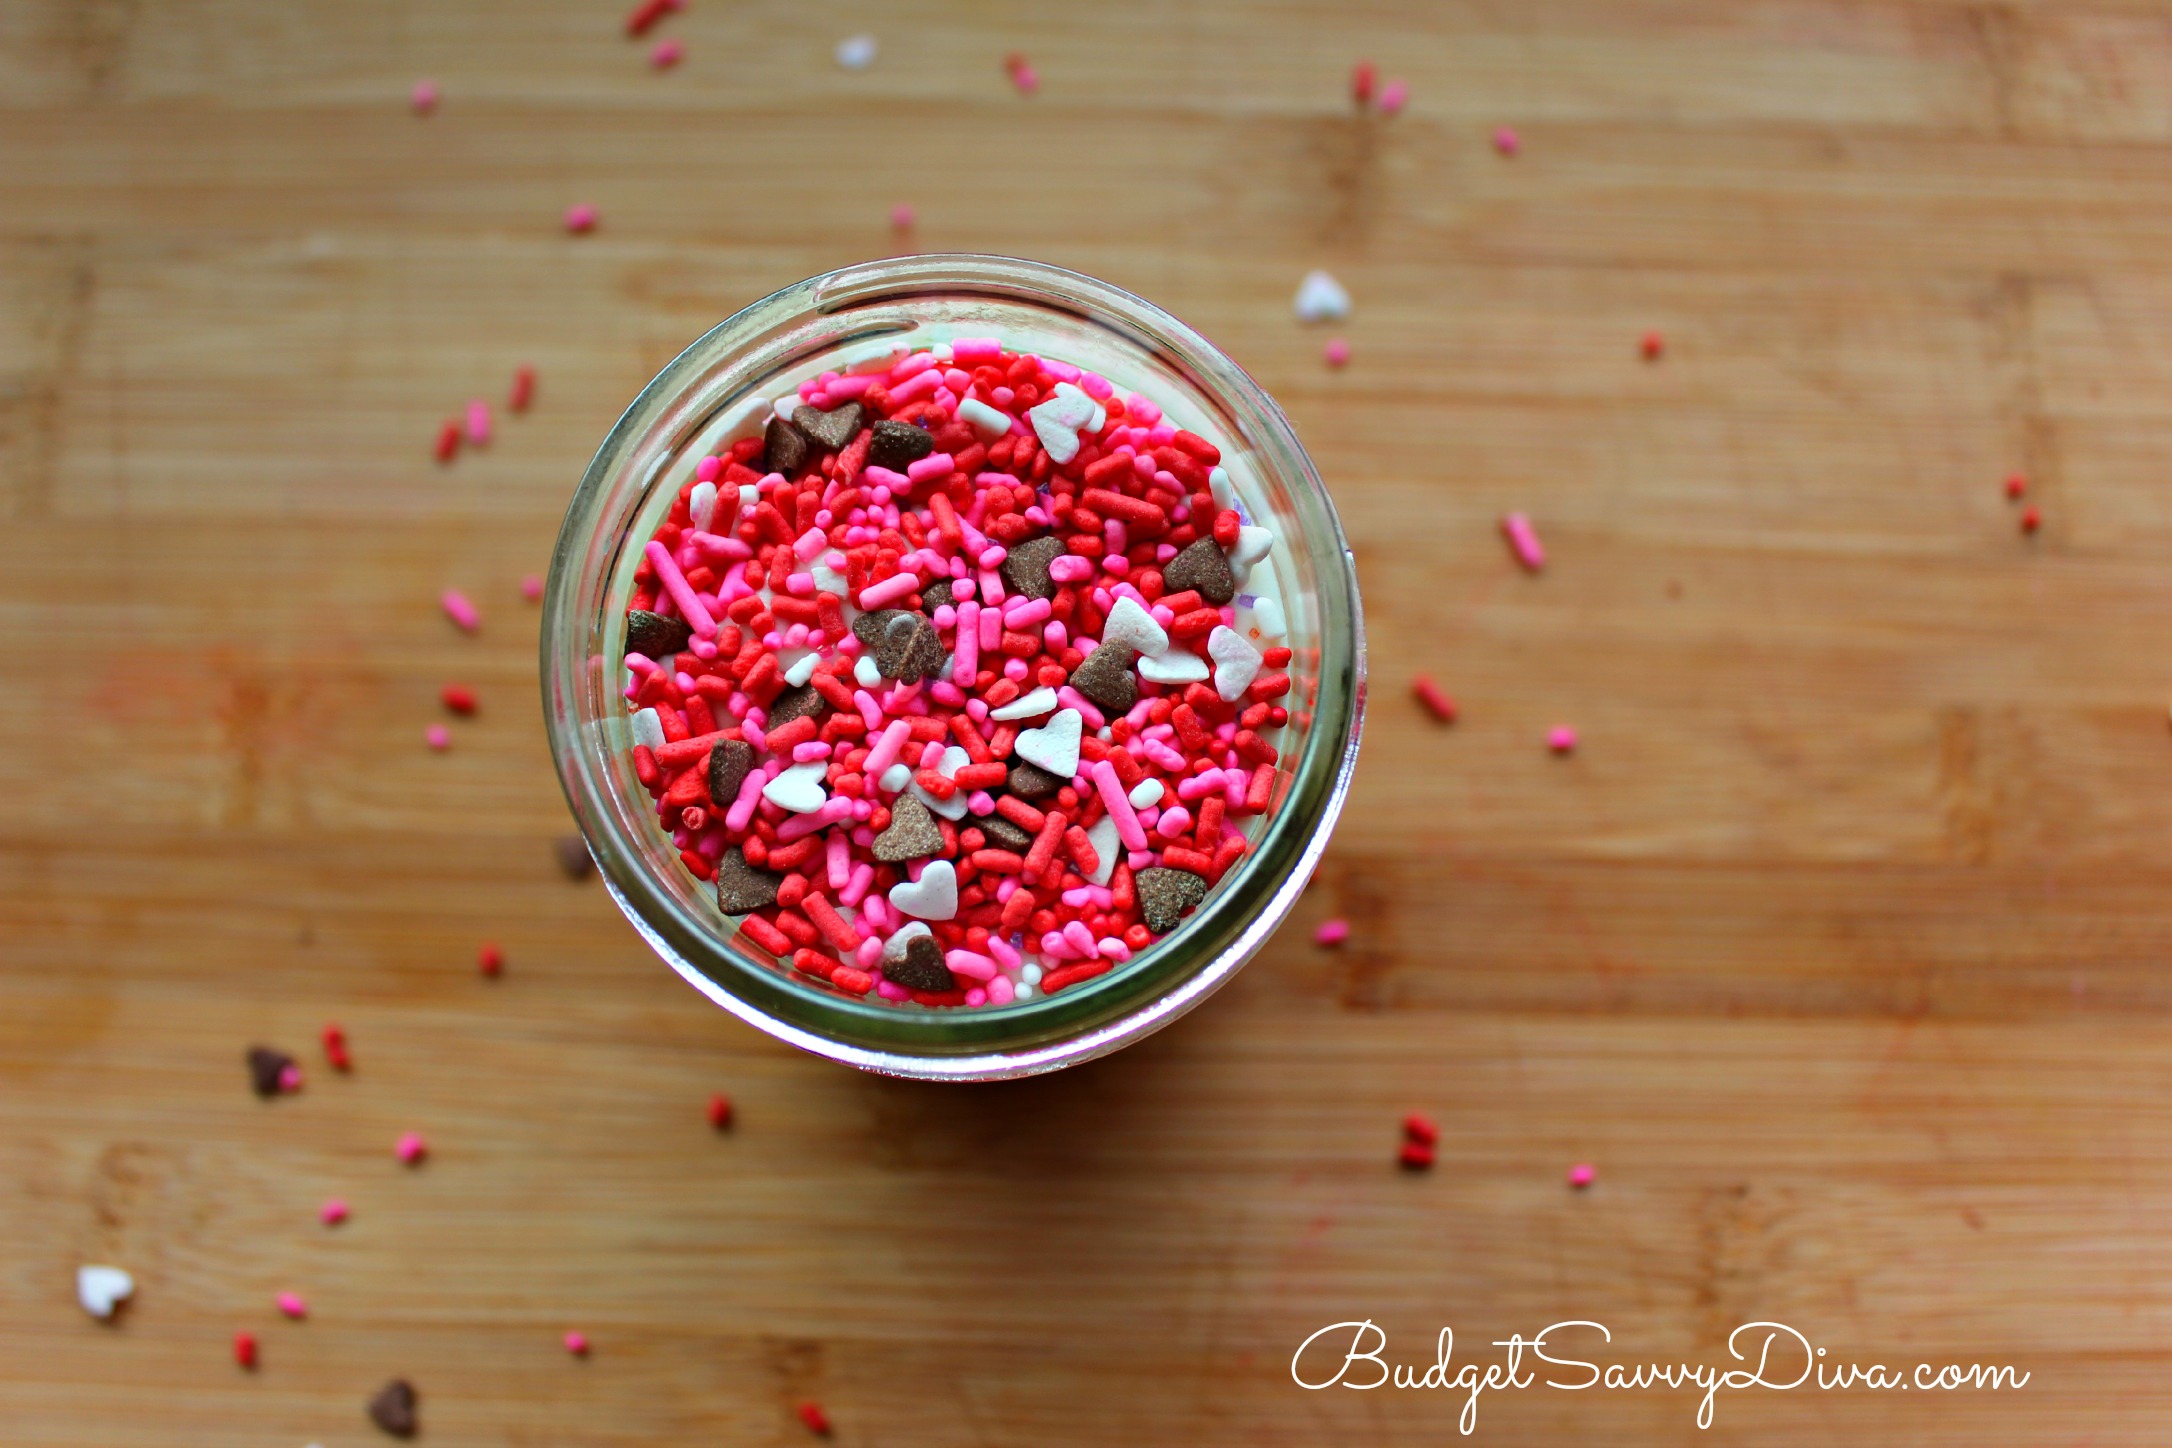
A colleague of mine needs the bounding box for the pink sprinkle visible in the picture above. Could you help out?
[1547,726,1577,754]
[1493,125,1520,156]
[1500,512,1545,571]
[411,79,439,115]
[1011,63,1040,94]
[425,723,451,751]
[521,574,543,601]
[651,38,684,68]
[441,589,481,631]
[1314,918,1349,947]
[276,1292,307,1319]
[890,203,916,230]
[1323,337,1350,368]
[564,203,599,234]
[465,399,491,445]
[1378,79,1408,114]
[320,1198,350,1226]
[277,1063,304,1093]
[396,1132,428,1165]
[1567,1162,1596,1189]
[564,1330,590,1356]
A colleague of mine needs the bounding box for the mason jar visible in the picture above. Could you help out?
[543,254,1364,1080]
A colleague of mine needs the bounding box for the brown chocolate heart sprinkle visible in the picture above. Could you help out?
[366,1378,419,1438]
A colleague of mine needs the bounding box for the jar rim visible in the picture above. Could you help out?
[543,254,1366,1079]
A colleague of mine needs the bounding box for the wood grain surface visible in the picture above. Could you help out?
[6,1,2171,1443]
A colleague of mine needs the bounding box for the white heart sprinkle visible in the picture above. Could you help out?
[1128,778,1165,810]
[1085,814,1120,886]
[1014,708,1082,778]
[889,859,958,921]
[1100,596,1168,656]
[761,761,830,813]
[631,707,665,749]
[1026,384,1095,466]
[1246,596,1287,639]
[881,921,933,964]
[1208,626,1263,702]
[1138,649,1209,684]
[78,1265,134,1320]
[1231,525,1275,572]
[990,686,1059,721]
[1293,269,1351,323]
[911,745,973,821]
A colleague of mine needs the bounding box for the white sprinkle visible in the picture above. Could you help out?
[1014,708,1083,778]
[958,396,1014,440]
[1100,595,1169,656]
[762,761,830,813]
[835,33,878,69]
[783,651,819,688]
[1084,814,1120,886]
[631,707,665,750]
[879,762,913,793]
[1208,625,1263,702]
[1128,778,1165,810]
[78,1265,134,1320]
[911,745,973,821]
[990,685,1059,721]
[1138,649,1209,684]
[1248,596,1287,638]
[889,858,958,921]
[689,480,718,531]
[1294,269,1351,323]
[1208,465,1235,513]
[854,654,884,689]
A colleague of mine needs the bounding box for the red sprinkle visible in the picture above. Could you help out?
[322,1022,351,1072]
[1403,1112,1439,1146]
[797,1401,833,1436]
[2021,505,2041,534]
[440,684,478,715]
[510,364,537,413]
[433,420,460,463]
[1351,60,1376,106]
[1397,1140,1435,1171]
[623,0,680,36]
[233,1331,258,1369]
[707,1093,734,1129]
[477,942,504,977]
[1640,330,1664,361]
[1412,675,1457,724]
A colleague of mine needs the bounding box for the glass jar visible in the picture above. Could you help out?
[542,255,1364,1080]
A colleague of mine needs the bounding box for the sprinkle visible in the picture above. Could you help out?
[798,1401,833,1436]
[1313,918,1349,946]
[322,1022,351,1071]
[1500,512,1545,571]
[396,1132,428,1165]
[1398,1140,1435,1170]
[651,38,684,67]
[624,0,681,37]
[1547,725,1577,754]
[1403,1112,1439,1146]
[1350,61,1375,106]
[2020,505,2041,534]
[707,1093,734,1129]
[1003,51,1039,94]
[1567,1162,1596,1189]
[835,33,877,69]
[1494,125,1520,156]
[441,589,481,631]
[277,1291,307,1320]
[1378,79,1407,114]
[440,684,477,715]
[320,1198,350,1226]
[1323,337,1350,368]
[367,1379,419,1438]
[509,364,537,413]
[410,80,438,115]
[1412,676,1457,724]
[234,1331,258,1369]
[77,1265,134,1320]
[553,834,593,880]
[564,202,599,234]
[433,419,459,463]
[477,941,504,977]
[521,574,543,601]
[247,1045,297,1098]
[465,399,491,445]
[1641,330,1664,361]
[425,723,451,751]
[1293,269,1351,324]
[2004,472,2026,499]
[564,1330,590,1356]
[889,202,916,230]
